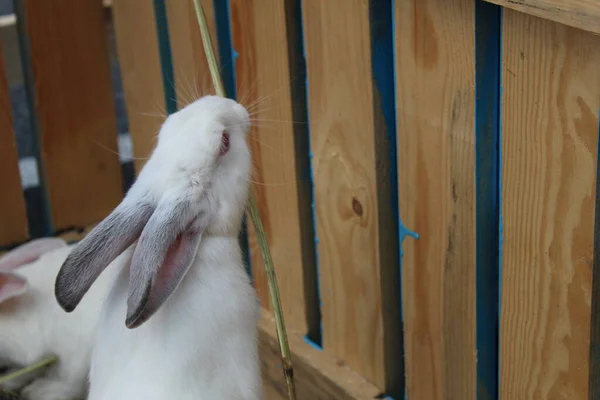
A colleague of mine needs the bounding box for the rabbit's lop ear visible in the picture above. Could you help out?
[125,196,209,329]
[0,237,67,272]
[0,272,28,303]
[55,198,155,312]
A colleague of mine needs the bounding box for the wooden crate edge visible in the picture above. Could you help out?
[258,308,384,400]
[483,0,600,35]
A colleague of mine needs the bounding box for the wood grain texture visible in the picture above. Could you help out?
[258,309,384,400]
[302,0,396,387]
[22,0,122,230]
[229,0,316,334]
[484,0,600,35]
[499,11,600,400]
[112,0,164,172]
[0,40,28,246]
[395,0,477,399]
[166,0,217,108]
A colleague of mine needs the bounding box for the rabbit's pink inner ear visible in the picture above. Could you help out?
[0,238,67,272]
[0,273,28,303]
[126,226,204,328]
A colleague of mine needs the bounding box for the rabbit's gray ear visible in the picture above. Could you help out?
[125,197,209,329]
[55,199,155,312]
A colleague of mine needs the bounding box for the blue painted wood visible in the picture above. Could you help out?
[371,0,404,397]
[213,0,237,100]
[296,0,323,348]
[152,0,177,115]
[212,0,252,277]
[474,1,502,399]
[13,0,53,238]
[286,0,322,346]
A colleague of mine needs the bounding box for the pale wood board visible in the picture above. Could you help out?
[0,40,28,246]
[165,0,217,108]
[112,0,164,173]
[229,0,316,334]
[22,0,123,230]
[395,0,477,398]
[499,11,600,400]
[484,0,600,36]
[258,309,384,400]
[301,0,393,388]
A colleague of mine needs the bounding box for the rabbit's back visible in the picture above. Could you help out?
[0,244,119,399]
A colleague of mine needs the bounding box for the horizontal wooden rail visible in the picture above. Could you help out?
[258,309,383,400]
[484,0,600,35]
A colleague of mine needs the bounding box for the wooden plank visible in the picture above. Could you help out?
[302,0,397,388]
[166,0,216,108]
[499,11,600,400]
[22,0,122,230]
[483,0,600,36]
[0,1,110,30]
[258,308,384,400]
[0,40,28,246]
[112,0,164,173]
[395,0,477,399]
[229,0,318,335]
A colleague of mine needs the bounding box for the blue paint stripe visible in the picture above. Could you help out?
[371,0,406,398]
[474,1,502,399]
[497,7,504,393]
[391,2,418,398]
[298,0,323,349]
[213,0,237,100]
[212,0,251,276]
[152,0,177,115]
[13,0,53,237]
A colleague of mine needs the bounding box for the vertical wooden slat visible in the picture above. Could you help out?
[395,0,477,399]
[22,0,122,229]
[166,0,216,108]
[499,11,600,400]
[229,0,317,335]
[112,0,164,173]
[302,0,396,388]
[0,40,28,246]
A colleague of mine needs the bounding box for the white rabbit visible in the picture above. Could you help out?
[0,237,118,400]
[55,95,263,400]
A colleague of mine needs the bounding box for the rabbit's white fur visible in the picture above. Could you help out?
[0,240,118,400]
[55,95,263,399]
[89,239,261,400]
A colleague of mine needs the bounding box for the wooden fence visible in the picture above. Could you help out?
[0,0,599,399]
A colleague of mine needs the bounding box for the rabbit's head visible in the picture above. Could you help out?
[55,95,252,329]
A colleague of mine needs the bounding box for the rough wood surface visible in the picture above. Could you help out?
[22,0,122,230]
[0,40,28,246]
[484,0,600,35]
[229,0,317,335]
[166,0,217,107]
[395,0,477,398]
[301,0,396,388]
[499,11,600,400]
[258,309,384,400]
[112,0,164,172]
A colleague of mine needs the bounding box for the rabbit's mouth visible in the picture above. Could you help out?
[219,131,230,156]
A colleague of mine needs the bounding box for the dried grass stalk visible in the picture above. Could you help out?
[191,1,297,399]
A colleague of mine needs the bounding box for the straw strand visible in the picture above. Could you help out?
[191,2,297,399]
